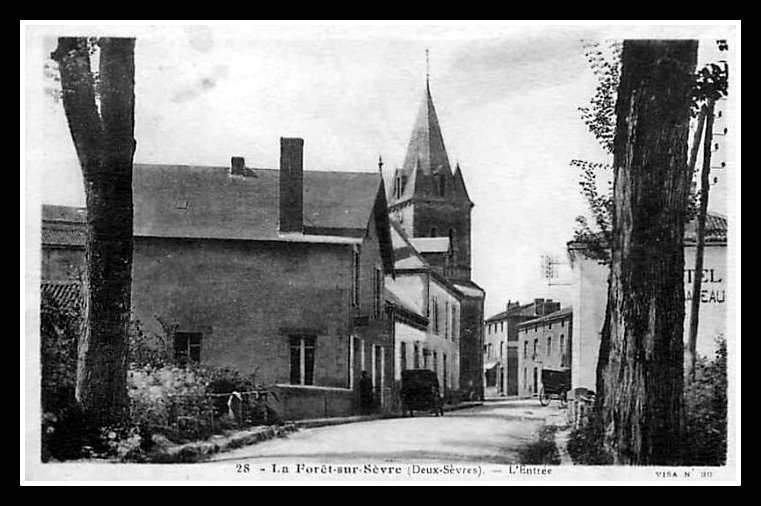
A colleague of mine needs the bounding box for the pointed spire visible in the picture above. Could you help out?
[425,48,430,92]
[400,72,451,177]
[378,154,384,177]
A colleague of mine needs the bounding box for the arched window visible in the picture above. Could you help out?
[439,174,446,196]
[431,227,438,237]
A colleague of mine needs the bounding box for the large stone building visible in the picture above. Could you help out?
[41,137,397,421]
[483,299,560,397]
[566,213,728,392]
[387,79,486,400]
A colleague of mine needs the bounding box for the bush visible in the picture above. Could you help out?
[683,336,727,466]
[128,364,280,449]
[128,364,217,444]
[40,294,82,461]
[519,426,560,465]
[128,319,172,368]
[567,336,728,466]
[41,304,281,461]
[567,417,614,465]
[40,294,78,416]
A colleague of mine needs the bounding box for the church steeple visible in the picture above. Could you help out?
[400,80,452,179]
[387,64,474,283]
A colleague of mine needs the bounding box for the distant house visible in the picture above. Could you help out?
[566,213,728,392]
[516,307,572,399]
[40,137,396,421]
[483,298,561,397]
[385,221,462,403]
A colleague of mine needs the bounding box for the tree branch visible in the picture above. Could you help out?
[50,37,104,179]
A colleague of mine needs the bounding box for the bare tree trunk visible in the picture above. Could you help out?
[686,99,715,380]
[51,37,135,427]
[596,40,697,465]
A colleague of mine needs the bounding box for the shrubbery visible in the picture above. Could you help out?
[40,294,81,461]
[567,336,728,466]
[41,299,280,462]
[566,417,613,465]
[683,336,727,466]
[519,425,561,465]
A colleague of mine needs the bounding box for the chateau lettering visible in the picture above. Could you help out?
[685,289,725,304]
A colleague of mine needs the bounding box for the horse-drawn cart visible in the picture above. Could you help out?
[539,367,571,406]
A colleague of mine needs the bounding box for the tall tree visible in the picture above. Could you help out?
[595,40,697,465]
[50,37,136,427]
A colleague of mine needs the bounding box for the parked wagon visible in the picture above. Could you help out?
[539,368,571,406]
[401,369,444,417]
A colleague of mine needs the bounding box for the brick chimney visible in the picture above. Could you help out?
[534,298,545,316]
[231,156,245,176]
[279,137,304,233]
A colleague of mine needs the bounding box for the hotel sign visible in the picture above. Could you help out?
[685,268,725,304]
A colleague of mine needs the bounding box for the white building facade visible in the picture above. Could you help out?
[567,214,728,391]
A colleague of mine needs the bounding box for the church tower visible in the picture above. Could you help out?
[388,67,486,400]
[387,78,475,283]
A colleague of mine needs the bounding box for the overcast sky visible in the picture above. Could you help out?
[24,22,735,318]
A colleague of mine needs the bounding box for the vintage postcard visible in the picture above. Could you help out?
[22,20,740,485]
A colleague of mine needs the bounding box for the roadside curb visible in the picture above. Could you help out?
[153,401,485,462]
[444,401,483,412]
[292,402,483,429]
[149,423,298,463]
[292,413,396,429]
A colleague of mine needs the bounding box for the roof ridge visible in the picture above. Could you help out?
[134,164,380,177]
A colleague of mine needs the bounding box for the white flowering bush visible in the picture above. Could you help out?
[128,364,217,443]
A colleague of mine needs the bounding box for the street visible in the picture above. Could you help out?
[207,399,561,466]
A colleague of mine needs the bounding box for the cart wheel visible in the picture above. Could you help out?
[539,387,551,406]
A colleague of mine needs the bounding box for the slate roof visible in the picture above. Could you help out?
[133,164,385,242]
[451,280,485,299]
[409,237,450,254]
[485,301,549,323]
[389,221,428,270]
[568,212,728,249]
[41,164,396,273]
[518,306,573,327]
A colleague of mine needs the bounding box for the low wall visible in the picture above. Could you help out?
[271,385,355,421]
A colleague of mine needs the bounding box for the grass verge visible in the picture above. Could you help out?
[519,425,560,465]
